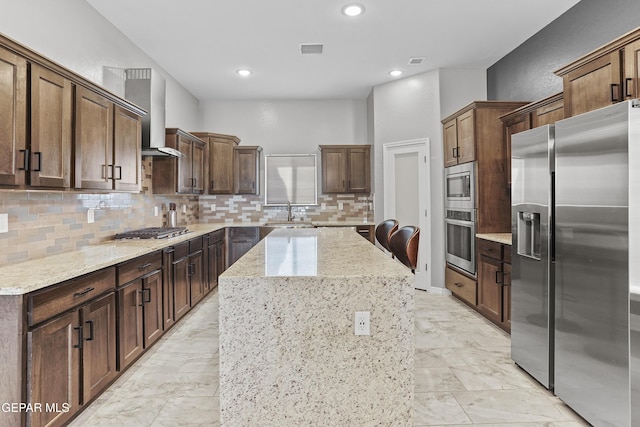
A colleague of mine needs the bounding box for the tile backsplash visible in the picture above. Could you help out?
[0,158,371,267]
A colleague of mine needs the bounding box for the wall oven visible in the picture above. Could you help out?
[444,208,476,276]
[445,162,475,209]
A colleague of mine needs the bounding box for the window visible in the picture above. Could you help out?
[264,154,317,205]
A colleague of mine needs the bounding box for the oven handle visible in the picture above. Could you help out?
[443,217,476,228]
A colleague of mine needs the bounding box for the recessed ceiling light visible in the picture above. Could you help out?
[236,69,252,77]
[389,70,403,77]
[342,3,364,17]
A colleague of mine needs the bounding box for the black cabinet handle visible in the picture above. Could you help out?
[138,262,152,270]
[495,270,503,285]
[454,282,463,288]
[33,152,42,172]
[139,289,145,307]
[625,78,634,98]
[19,149,29,171]
[85,320,94,341]
[73,325,83,349]
[210,179,214,188]
[74,287,95,297]
[143,287,152,304]
[611,83,621,102]
[115,165,122,180]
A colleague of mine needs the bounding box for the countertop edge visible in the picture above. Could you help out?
[476,233,512,246]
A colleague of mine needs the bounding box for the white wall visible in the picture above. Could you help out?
[199,100,367,154]
[370,68,486,289]
[0,0,201,130]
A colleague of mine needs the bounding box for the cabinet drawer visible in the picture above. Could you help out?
[173,241,190,260]
[118,251,162,286]
[478,239,502,260]
[228,227,259,239]
[29,267,116,326]
[189,236,203,253]
[209,229,225,243]
[445,267,477,306]
[503,245,512,264]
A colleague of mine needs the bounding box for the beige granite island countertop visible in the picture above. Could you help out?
[476,232,512,245]
[218,227,414,426]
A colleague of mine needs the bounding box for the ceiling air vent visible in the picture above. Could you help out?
[300,44,324,55]
[408,57,425,65]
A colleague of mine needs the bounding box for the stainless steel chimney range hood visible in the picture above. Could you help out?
[124,68,183,157]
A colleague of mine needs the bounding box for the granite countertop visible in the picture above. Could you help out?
[476,233,512,245]
[0,221,377,295]
[223,227,410,279]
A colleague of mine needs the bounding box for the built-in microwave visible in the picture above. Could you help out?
[445,162,475,209]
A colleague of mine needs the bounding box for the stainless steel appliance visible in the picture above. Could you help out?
[444,208,476,275]
[115,227,188,239]
[445,162,475,209]
[553,100,640,427]
[512,100,640,427]
[511,124,554,390]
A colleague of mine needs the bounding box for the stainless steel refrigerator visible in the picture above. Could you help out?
[511,124,555,390]
[513,100,640,427]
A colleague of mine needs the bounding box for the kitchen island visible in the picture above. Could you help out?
[218,227,414,426]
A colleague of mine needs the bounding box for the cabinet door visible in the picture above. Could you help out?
[82,292,116,403]
[502,262,512,331]
[192,141,205,193]
[189,250,205,306]
[113,106,142,191]
[117,280,143,370]
[142,269,164,347]
[209,138,234,194]
[206,239,216,292]
[30,63,72,188]
[234,148,258,194]
[0,46,27,186]
[563,52,622,117]
[75,86,114,190]
[443,119,458,167]
[173,255,191,321]
[321,148,347,193]
[504,114,530,187]
[28,311,80,427]
[531,98,564,128]
[347,147,370,193]
[228,238,255,266]
[162,249,175,330]
[177,136,193,193]
[624,39,640,100]
[477,254,503,325]
[456,109,475,164]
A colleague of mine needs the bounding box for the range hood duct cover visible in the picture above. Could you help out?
[124,68,182,157]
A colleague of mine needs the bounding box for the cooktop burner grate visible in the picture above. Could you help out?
[115,227,188,240]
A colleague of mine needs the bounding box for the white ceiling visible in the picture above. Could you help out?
[87,0,580,101]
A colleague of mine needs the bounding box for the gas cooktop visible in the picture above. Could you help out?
[115,227,188,240]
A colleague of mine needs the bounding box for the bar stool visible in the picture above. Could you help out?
[375,219,399,255]
[389,226,420,273]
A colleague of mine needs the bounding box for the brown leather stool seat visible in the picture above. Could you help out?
[375,219,399,254]
[389,226,420,273]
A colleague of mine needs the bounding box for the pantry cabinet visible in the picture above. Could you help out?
[234,146,261,195]
[555,27,640,117]
[191,132,240,194]
[320,145,371,194]
[153,129,206,194]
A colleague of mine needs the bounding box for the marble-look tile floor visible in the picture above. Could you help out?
[69,288,590,426]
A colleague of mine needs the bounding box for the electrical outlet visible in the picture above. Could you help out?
[182,204,187,214]
[354,311,370,336]
[210,204,216,212]
[321,203,326,210]
[256,204,261,211]
[338,202,344,210]
[154,206,159,217]
[87,208,95,224]
[0,213,8,233]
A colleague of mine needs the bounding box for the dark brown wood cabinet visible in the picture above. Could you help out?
[172,242,191,321]
[443,109,475,167]
[445,265,477,307]
[320,145,371,194]
[206,229,226,291]
[153,129,206,194]
[189,237,205,306]
[500,93,564,187]
[234,145,261,195]
[477,238,511,332]
[0,45,27,187]
[555,27,640,118]
[26,268,117,427]
[113,105,143,191]
[191,132,240,194]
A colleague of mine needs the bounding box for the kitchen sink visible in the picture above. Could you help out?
[264,221,315,228]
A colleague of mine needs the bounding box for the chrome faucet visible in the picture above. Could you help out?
[286,201,295,222]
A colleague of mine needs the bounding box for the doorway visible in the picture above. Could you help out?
[382,139,430,290]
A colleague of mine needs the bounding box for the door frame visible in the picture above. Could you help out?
[382,138,431,290]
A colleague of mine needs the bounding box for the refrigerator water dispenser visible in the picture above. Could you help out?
[517,211,541,260]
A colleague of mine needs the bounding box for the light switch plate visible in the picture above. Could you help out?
[154,206,159,217]
[182,205,187,214]
[0,213,8,233]
[87,208,95,224]
[338,202,344,210]
[210,204,216,212]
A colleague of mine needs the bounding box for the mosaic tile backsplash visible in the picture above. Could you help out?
[0,158,371,267]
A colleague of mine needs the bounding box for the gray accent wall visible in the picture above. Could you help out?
[488,0,640,101]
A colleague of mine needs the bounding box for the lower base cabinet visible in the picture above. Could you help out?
[206,230,226,291]
[445,265,477,306]
[477,239,512,332]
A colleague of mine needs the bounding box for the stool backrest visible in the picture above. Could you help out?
[389,226,420,272]
[375,219,399,252]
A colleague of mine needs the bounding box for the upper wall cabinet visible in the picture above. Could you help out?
[191,132,240,195]
[234,146,262,195]
[0,33,145,191]
[555,27,640,118]
[443,109,475,167]
[319,145,371,194]
[152,129,206,194]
